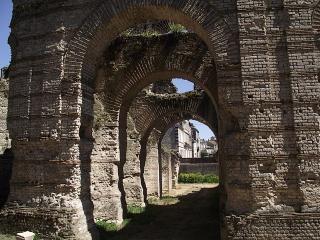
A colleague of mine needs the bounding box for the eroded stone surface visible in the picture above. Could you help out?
[0,0,319,239]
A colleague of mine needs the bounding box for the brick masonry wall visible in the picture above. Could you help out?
[1,0,319,239]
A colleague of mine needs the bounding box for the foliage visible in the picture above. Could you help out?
[127,205,146,215]
[0,234,15,240]
[96,219,131,232]
[0,233,41,240]
[33,234,41,240]
[178,173,219,184]
[122,28,160,37]
[169,23,187,33]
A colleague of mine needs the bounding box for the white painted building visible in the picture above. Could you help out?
[200,137,218,157]
[162,120,203,158]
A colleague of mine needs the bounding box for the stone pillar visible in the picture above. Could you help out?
[171,153,181,189]
[123,137,145,207]
[0,140,99,240]
[144,130,161,198]
[89,122,123,222]
[122,116,144,207]
[284,2,320,212]
[161,149,172,195]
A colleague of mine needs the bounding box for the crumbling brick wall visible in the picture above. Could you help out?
[1,0,320,239]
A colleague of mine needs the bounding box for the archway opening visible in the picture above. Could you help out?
[96,67,221,238]
[79,16,226,240]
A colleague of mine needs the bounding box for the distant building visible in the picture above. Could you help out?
[0,67,8,79]
[200,136,218,158]
[162,120,216,158]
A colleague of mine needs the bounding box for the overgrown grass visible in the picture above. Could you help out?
[33,234,41,240]
[127,205,145,215]
[0,233,40,240]
[169,23,187,33]
[96,219,131,233]
[178,173,219,184]
[0,234,15,240]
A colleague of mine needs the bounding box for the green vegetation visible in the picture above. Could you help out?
[178,173,219,184]
[127,205,146,215]
[169,23,187,33]
[0,233,40,240]
[97,205,145,234]
[122,28,160,37]
[0,234,15,240]
[96,219,131,232]
[33,234,41,240]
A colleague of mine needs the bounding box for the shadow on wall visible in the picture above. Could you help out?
[0,149,13,209]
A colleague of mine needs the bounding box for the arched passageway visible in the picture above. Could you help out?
[1,0,320,239]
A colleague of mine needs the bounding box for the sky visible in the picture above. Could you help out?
[172,79,214,140]
[172,78,194,93]
[0,0,12,69]
[0,2,214,140]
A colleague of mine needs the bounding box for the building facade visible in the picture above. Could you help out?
[162,120,213,158]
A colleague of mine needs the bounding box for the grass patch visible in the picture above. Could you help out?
[127,205,145,215]
[96,219,131,233]
[178,173,219,184]
[0,233,41,240]
[0,234,15,240]
[33,234,41,240]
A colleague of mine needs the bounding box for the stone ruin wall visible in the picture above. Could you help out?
[0,78,9,152]
[0,0,319,239]
[144,129,161,198]
[0,77,10,209]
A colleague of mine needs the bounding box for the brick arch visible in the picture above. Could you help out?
[122,90,217,204]
[64,0,238,82]
[156,114,214,142]
[140,111,215,199]
[62,0,240,138]
[141,110,214,157]
[92,32,218,124]
[130,92,217,138]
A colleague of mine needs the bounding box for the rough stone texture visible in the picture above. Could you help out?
[0,78,9,152]
[161,149,173,195]
[0,0,319,239]
[123,115,144,206]
[0,78,11,209]
[171,153,181,189]
[144,129,161,198]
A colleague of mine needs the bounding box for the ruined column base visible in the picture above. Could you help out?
[0,204,99,240]
[123,177,146,208]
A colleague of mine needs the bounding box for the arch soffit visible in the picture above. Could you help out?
[64,0,239,86]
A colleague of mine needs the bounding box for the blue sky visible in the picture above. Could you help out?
[0,2,214,140]
[172,79,214,140]
[172,78,194,93]
[190,120,214,140]
[0,0,12,69]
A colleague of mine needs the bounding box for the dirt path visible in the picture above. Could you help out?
[102,184,220,240]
